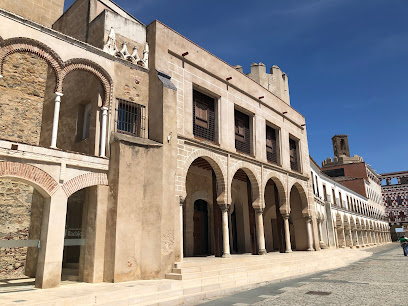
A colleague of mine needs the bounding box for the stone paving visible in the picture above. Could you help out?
[201,243,403,306]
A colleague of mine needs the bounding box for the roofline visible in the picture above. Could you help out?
[148,19,306,121]
[381,170,408,176]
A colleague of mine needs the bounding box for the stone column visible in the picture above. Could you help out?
[365,230,369,246]
[255,207,266,255]
[100,106,108,157]
[179,196,185,261]
[340,227,346,248]
[50,92,63,148]
[334,226,339,248]
[353,229,359,248]
[220,204,230,258]
[346,228,354,248]
[306,217,314,251]
[283,214,292,253]
[318,219,327,249]
[35,189,67,289]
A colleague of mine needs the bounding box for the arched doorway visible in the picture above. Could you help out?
[289,185,308,251]
[184,157,223,257]
[263,178,286,253]
[230,169,257,254]
[193,200,209,256]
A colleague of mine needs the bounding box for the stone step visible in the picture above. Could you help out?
[62,268,79,275]
[100,248,371,306]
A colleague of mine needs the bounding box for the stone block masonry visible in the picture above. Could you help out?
[0,52,48,279]
[0,0,65,28]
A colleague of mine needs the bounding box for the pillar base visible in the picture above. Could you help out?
[319,242,328,249]
[222,253,231,258]
[258,249,267,255]
[285,249,292,253]
[307,248,315,251]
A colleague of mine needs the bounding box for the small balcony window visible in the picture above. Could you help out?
[234,109,250,155]
[266,125,278,164]
[193,90,215,142]
[116,99,146,138]
[289,137,299,172]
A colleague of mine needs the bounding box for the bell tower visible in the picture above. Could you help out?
[332,135,350,158]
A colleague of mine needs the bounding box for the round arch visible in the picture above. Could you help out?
[0,37,63,90]
[180,151,227,203]
[289,182,309,215]
[60,58,113,107]
[0,161,58,197]
[229,161,261,207]
[263,174,286,210]
[62,172,109,197]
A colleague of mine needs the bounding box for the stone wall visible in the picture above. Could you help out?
[0,0,64,28]
[0,180,43,279]
[0,52,48,279]
[0,52,47,145]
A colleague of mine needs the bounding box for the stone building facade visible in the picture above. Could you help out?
[0,0,391,290]
[381,171,408,240]
[311,157,390,250]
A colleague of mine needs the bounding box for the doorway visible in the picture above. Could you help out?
[193,200,209,256]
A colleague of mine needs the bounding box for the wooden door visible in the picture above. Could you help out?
[193,211,202,256]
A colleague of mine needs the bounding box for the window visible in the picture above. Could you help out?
[387,197,391,206]
[234,109,250,154]
[116,99,146,137]
[76,103,91,141]
[266,125,278,164]
[83,103,91,140]
[323,185,327,201]
[339,193,343,208]
[397,196,402,205]
[289,138,299,172]
[332,189,336,205]
[315,175,319,197]
[193,90,215,141]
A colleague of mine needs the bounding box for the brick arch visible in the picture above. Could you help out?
[180,150,227,203]
[0,37,63,90]
[263,173,287,210]
[62,172,108,197]
[60,58,113,107]
[0,161,59,197]
[229,161,261,207]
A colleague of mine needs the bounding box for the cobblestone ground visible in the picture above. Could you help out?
[202,243,403,306]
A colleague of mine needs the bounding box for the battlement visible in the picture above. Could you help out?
[240,62,290,105]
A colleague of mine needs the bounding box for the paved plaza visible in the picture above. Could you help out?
[202,243,403,306]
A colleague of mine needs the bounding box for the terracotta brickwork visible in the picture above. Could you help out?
[0,0,64,27]
[62,172,109,197]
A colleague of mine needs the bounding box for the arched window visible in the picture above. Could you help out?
[397,196,402,205]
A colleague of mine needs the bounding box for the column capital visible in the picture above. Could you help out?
[305,215,312,223]
[55,92,63,97]
[101,106,109,111]
[219,203,230,212]
[179,196,186,206]
[282,213,290,220]
[254,207,264,214]
[0,74,3,78]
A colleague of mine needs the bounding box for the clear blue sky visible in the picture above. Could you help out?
[65,0,408,174]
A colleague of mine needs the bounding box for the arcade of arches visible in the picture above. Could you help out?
[181,157,315,259]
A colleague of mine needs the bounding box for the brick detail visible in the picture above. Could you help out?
[60,58,113,107]
[62,172,108,197]
[0,161,58,196]
[0,37,63,90]
[0,37,113,107]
